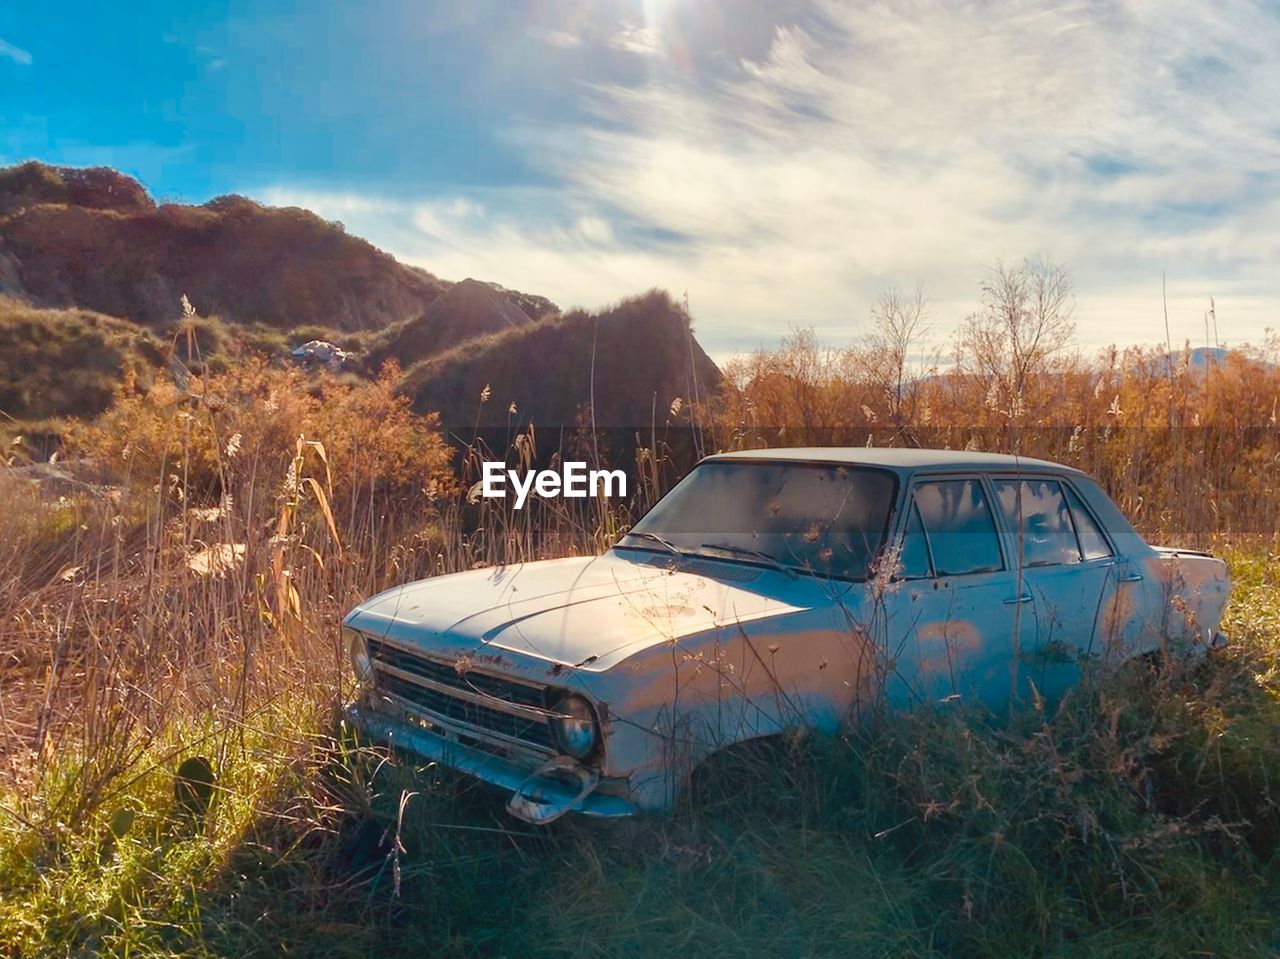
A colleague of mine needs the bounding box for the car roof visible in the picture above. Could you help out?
[703,446,1086,476]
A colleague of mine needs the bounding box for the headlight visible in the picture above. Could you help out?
[344,628,374,685]
[549,693,599,761]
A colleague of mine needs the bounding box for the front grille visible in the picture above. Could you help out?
[367,639,547,708]
[366,639,555,751]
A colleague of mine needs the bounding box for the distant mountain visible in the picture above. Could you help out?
[1146,345,1279,377]
[402,290,721,429]
[1172,346,1228,369]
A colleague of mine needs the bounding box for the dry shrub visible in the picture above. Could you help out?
[1,359,454,824]
[710,331,1280,546]
[72,357,453,516]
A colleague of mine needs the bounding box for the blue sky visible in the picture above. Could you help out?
[2,0,1278,359]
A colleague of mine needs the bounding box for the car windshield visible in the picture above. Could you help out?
[619,461,897,581]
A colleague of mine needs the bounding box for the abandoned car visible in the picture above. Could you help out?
[342,448,1230,824]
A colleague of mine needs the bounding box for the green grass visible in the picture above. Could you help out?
[3,552,1278,958]
[0,296,165,420]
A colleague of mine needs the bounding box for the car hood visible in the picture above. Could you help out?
[343,550,850,672]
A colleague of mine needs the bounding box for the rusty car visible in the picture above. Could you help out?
[342,448,1231,824]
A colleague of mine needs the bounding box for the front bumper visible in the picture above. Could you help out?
[344,703,639,823]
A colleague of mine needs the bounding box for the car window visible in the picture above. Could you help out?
[897,498,932,578]
[912,479,1003,576]
[994,478,1082,567]
[1062,483,1113,560]
[624,461,897,580]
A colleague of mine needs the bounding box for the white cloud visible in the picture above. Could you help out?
[0,38,32,66]
[257,0,1280,359]
[257,187,397,217]
[610,24,662,56]
[529,27,584,49]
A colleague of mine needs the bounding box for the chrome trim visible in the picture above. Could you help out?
[375,688,557,758]
[345,703,637,820]
[364,634,548,695]
[371,660,551,722]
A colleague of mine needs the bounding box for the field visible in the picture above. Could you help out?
[2,315,1279,957]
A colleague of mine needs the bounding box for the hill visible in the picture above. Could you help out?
[0,162,154,217]
[401,290,721,429]
[0,161,724,431]
[0,161,448,331]
[365,277,546,370]
[1154,345,1269,373]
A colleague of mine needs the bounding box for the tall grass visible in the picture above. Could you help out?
[1,320,1279,956]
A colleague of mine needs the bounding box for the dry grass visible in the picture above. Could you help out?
[0,308,1278,956]
[0,295,165,420]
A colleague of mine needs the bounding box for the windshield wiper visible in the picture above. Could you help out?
[697,543,798,579]
[620,530,686,557]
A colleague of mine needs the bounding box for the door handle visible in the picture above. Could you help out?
[1118,571,1143,583]
[1003,593,1033,605]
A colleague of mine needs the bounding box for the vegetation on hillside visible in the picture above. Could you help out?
[361,277,547,372]
[0,288,712,433]
[401,289,722,428]
[0,296,164,421]
[0,161,448,331]
[0,162,564,346]
[0,161,154,216]
[0,161,585,424]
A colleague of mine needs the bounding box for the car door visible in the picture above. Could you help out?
[881,475,1030,711]
[1060,480,1149,661]
[990,475,1117,699]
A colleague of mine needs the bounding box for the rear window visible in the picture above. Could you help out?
[995,478,1114,566]
[994,479,1080,567]
[1063,484,1113,560]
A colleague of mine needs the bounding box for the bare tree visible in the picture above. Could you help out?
[865,286,931,430]
[956,257,1076,418]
